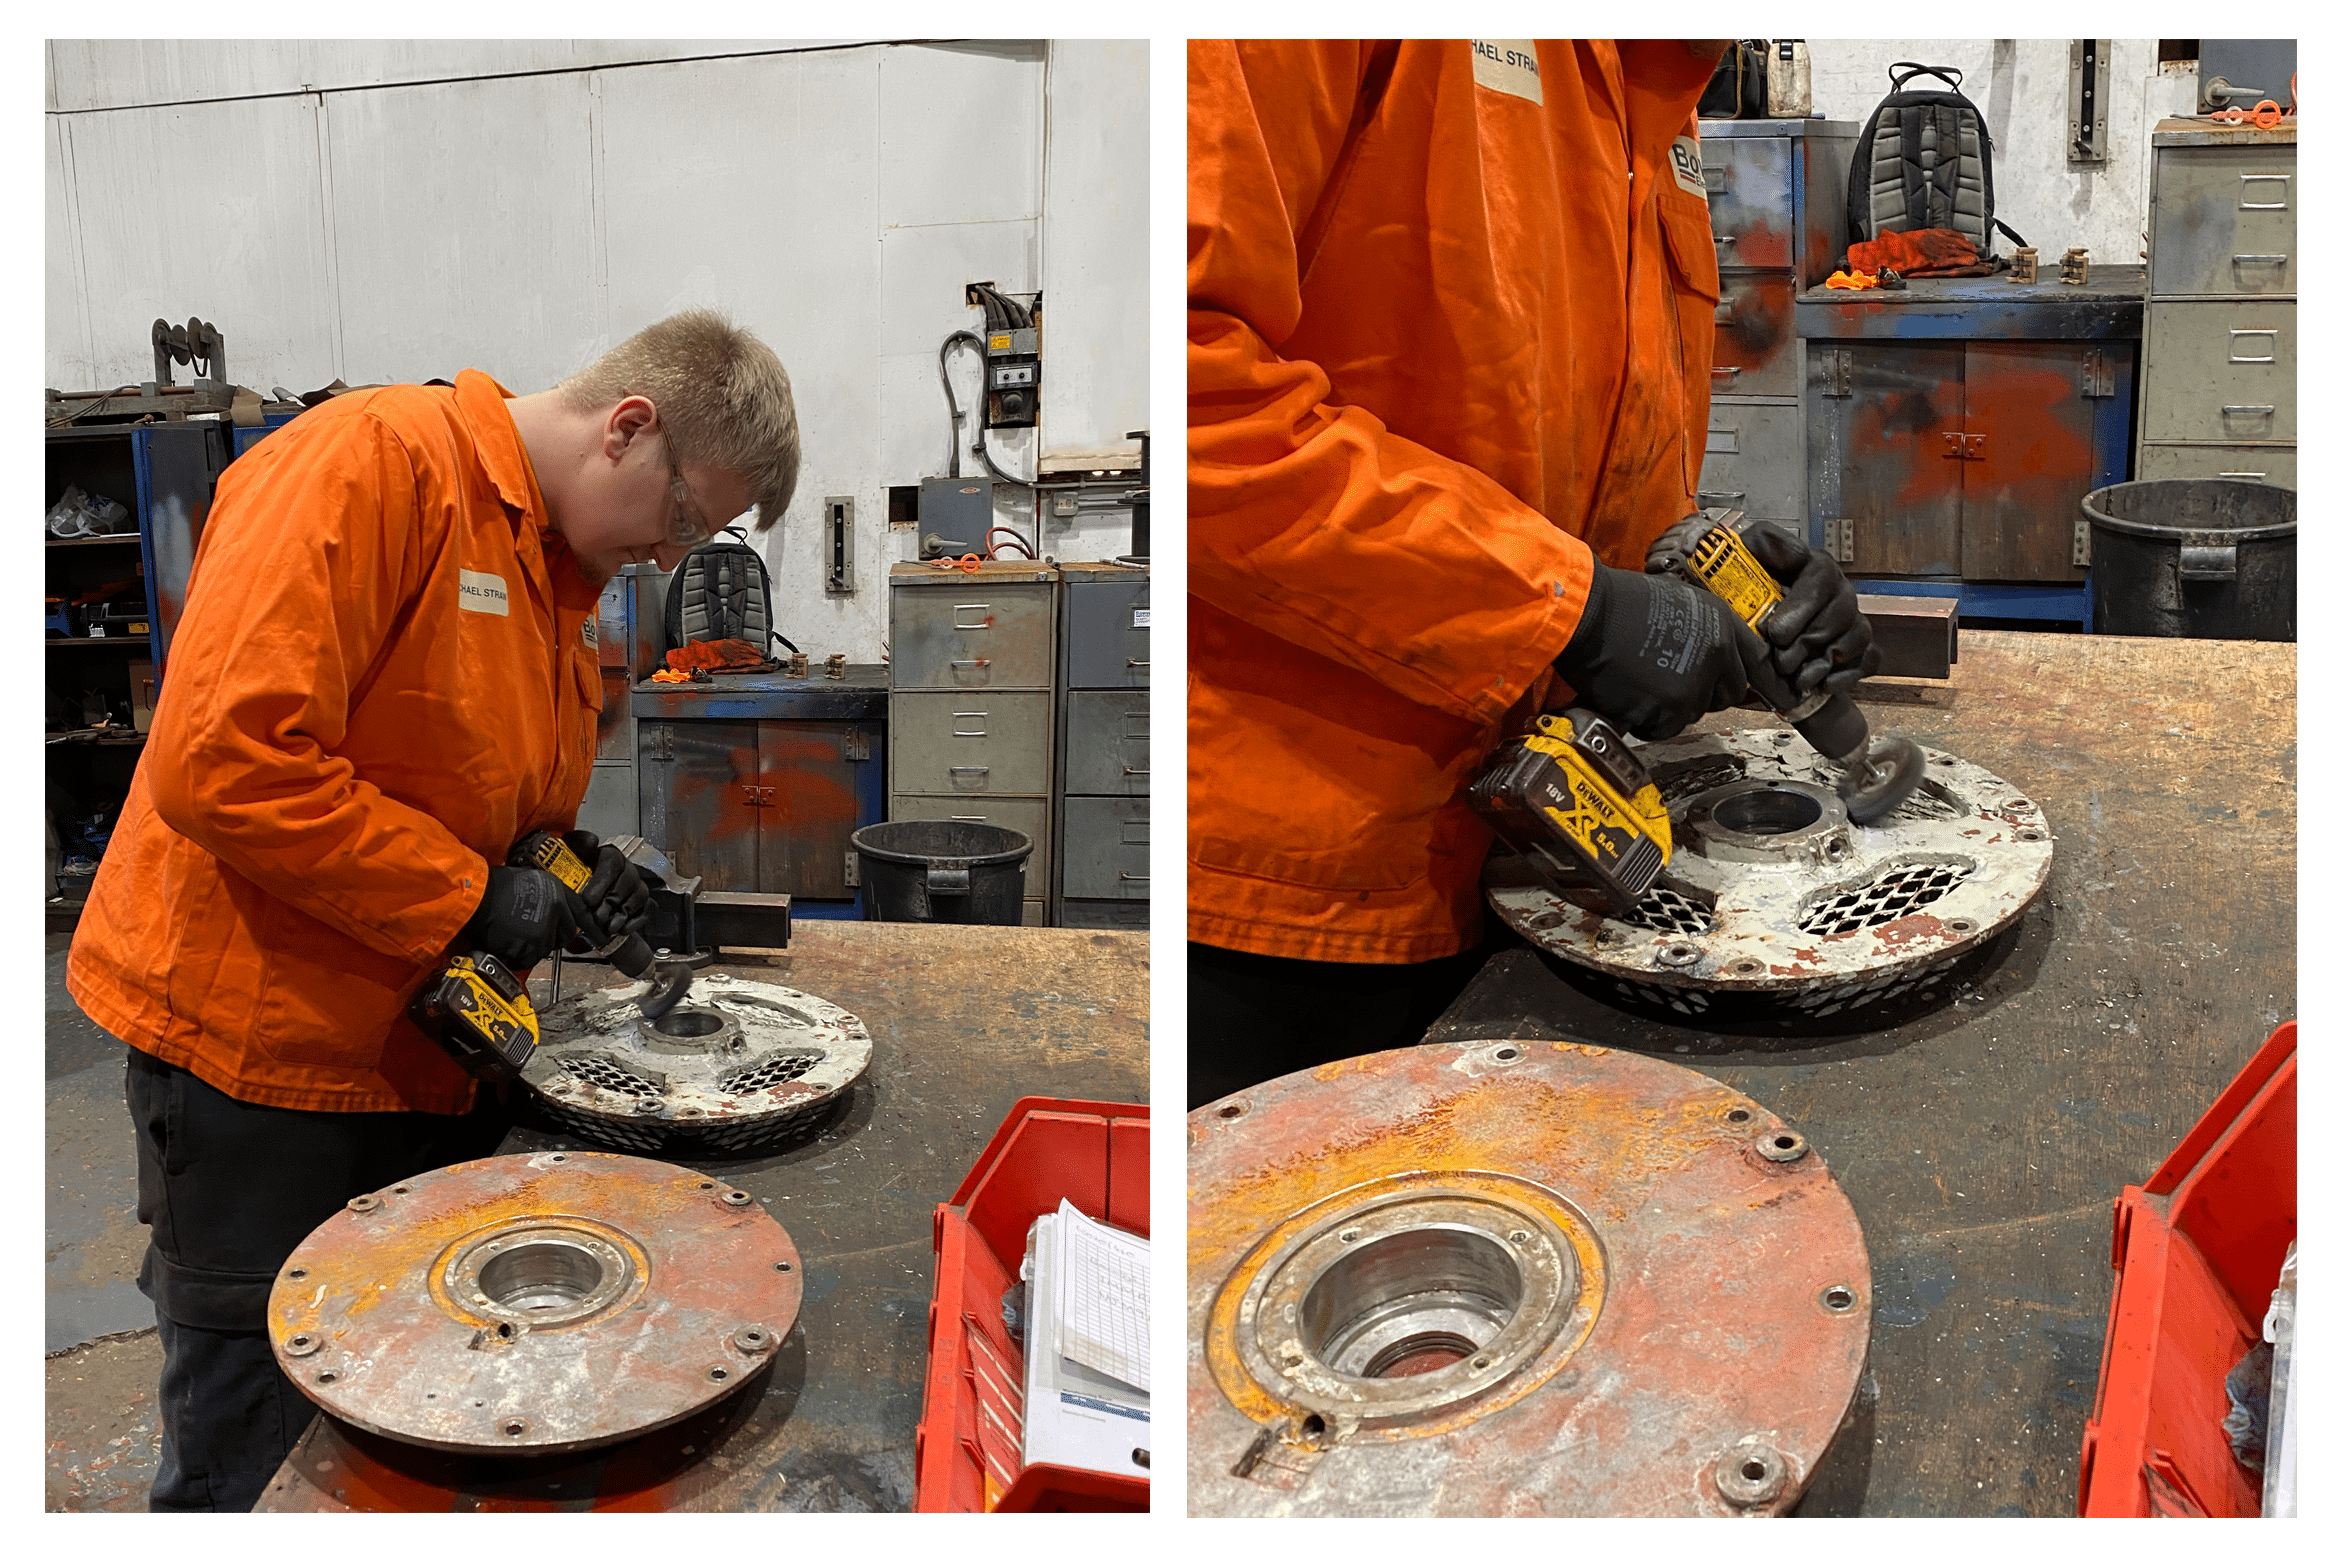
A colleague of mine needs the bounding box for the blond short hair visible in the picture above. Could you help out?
[559,311,800,533]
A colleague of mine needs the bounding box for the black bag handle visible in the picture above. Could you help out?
[1889,62,1964,92]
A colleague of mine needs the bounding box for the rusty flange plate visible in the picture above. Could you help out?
[521,974,871,1155]
[1188,1040,1871,1516]
[1486,729,2054,1017]
[268,1151,802,1455]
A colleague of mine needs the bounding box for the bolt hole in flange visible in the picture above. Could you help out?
[1820,1284,1858,1313]
[1218,1100,1248,1121]
[1756,1131,1809,1163]
[1715,1442,1789,1507]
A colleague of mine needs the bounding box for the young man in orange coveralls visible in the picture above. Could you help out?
[67,312,799,1510]
[1189,42,1882,1106]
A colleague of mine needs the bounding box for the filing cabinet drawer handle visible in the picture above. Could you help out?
[1698,489,1747,505]
[1126,658,1150,668]
[2227,330,2278,364]
[949,765,990,775]
[950,659,992,669]
[1123,767,1150,776]
[1710,365,1741,380]
[2232,254,2290,264]
[1712,232,1736,246]
[2221,404,2276,416]
[2218,470,2269,481]
[950,814,989,821]
[1118,873,1150,883]
[952,712,987,736]
[2238,174,2289,210]
[952,604,992,630]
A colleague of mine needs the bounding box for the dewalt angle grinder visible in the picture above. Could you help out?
[410,831,694,1083]
[1470,515,1924,916]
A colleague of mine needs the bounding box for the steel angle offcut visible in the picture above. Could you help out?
[1188,1040,1870,1516]
[1487,727,2054,1017]
[269,1151,802,1455]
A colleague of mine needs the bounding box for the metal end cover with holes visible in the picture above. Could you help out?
[1188,1040,1870,1517]
[268,1152,801,1455]
[520,973,871,1155]
[1485,729,2054,1018]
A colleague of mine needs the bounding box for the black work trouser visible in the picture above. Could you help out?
[1186,940,1498,1111]
[123,1045,511,1511]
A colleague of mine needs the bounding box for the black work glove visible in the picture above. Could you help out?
[1552,562,1768,740]
[561,829,652,945]
[462,865,585,974]
[1738,522,1882,699]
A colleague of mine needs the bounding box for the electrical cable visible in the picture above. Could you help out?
[937,331,985,479]
[986,525,1035,559]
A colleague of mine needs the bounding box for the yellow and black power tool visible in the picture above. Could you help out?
[1675,516,1924,824]
[410,831,693,1083]
[1469,708,1675,917]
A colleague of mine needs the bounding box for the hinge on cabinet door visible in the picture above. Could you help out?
[735,784,777,807]
[2081,347,2115,398]
[651,725,674,762]
[1820,347,1852,397]
[1825,518,1856,564]
[1941,432,1988,460]
[2074,518,2093,567]
[844,850,860,888]
[844,731,870,761]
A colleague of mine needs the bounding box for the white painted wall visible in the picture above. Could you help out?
[44,38,1150,662]
[1809,41,2200,265]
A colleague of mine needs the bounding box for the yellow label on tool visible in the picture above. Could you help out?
[1687,526,1784,631]
[449,955,541,1049]
[523,835,593,893]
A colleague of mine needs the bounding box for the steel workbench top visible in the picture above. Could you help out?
[1420,628,2292,1516]
[1798,266,2146,340]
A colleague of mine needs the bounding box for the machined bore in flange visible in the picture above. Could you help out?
[1211,1172,1606,1445]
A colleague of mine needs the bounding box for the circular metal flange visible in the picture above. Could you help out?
[268,1151,801,1455]
[521,973,871,1156]
[1190,1039,1871,1517]
[1485,729,2054,1018]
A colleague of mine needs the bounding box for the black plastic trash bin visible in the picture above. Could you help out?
[2083,479,2295,642]
[849,821,1033,925]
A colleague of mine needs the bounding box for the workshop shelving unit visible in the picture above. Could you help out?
[44,420,227,904]
[888,561,1059,926]
[1052,562,1149,929]
[2135,119,2295,488]
[1696,118,1857,536]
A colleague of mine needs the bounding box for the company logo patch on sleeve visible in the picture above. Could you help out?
[1470,40,1543,105]
[1670,137,1709,199]
[458,570,510,616]
[582,617,600,649]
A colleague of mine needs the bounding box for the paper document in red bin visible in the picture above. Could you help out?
[1019,1199,1149,1480]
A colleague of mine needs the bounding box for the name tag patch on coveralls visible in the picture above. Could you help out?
[1670,136,1708,198]
[459,570,510,615]
[1470,41,1543,104]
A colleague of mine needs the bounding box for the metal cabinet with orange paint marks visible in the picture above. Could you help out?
[633,670,888,921]
[1797,271,2143,608]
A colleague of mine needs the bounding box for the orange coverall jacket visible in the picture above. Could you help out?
[1189,39,1721,964]
[68,370,606,1115]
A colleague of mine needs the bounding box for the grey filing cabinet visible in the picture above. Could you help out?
[1697,119,1858,534]
[888,560,1058,926]
[1054,562,1149,929]
[2137,119,2296,488]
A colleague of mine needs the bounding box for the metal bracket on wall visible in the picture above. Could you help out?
[1824,518,1856,565]
[2081,348,2115,399]
[1819,348,1852,398]
[824,496,855,596]
[2073,518,2093,568]
[2068,40,2112,165]
[844,731,870,762]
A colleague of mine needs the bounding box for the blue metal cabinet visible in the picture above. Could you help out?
[633,670,888,920]
[1798,270,2144,625]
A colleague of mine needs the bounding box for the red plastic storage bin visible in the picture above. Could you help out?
[2077,1021,2295,1516]
[913,1096,1149,1512]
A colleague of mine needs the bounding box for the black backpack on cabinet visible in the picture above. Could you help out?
[664,526,792,652]
[1846,62,2030,258]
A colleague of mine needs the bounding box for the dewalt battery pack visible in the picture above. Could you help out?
[1469,708,1672,917]
[408,951,539,1083]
